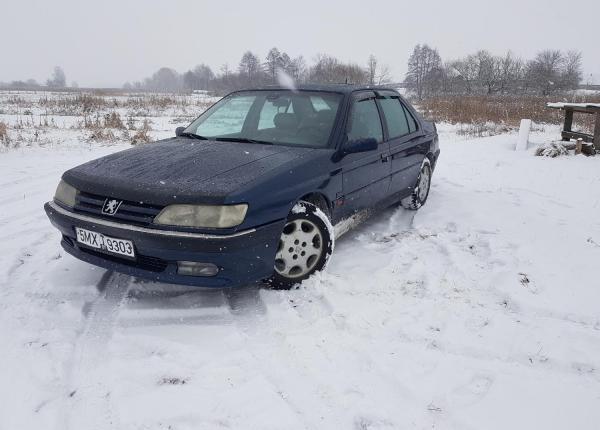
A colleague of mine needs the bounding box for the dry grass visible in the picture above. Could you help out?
[418,95,600,135]
[0,121,9,145]
[0,90,214,147]
[4,92,212,117]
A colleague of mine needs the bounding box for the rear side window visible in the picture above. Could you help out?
[403,105,418,133]
[347,98,383,143]
[379,97,410,138]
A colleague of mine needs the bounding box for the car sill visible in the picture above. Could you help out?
[47,201,256,240]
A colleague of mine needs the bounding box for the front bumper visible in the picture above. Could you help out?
[44,201,284,288]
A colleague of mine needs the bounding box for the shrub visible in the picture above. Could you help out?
[103,111,125,129]
[131,119,152,145]
[87,129,116,142]
[535,142,569,157]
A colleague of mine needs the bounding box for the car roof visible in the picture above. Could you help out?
[235,84,400,95]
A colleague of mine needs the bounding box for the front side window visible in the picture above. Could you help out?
[186,90,343,148]
[347,98,383,143]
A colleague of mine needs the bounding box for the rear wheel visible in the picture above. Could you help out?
[268,201,334,289]
[401,158,432,210]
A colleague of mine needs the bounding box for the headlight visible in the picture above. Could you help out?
[54,180,78,208]
[154,204,248,228]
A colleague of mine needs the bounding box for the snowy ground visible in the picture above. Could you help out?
[1,113,600,429]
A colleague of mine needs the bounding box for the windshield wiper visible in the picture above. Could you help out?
[178,132,209,140]
[214,137,273,145]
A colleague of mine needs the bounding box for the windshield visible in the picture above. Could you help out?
[184,90,343,148]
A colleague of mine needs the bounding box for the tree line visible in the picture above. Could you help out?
[1,45,586,98]
[405,44,583,99]
[123,48,391,94]
[1,66,76,89]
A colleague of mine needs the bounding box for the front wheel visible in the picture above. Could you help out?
[268,201,334,289]
[401,158,432,210]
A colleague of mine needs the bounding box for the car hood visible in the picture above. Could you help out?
[63,137,316,205]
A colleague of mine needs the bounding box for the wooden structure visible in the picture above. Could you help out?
[547,102,600,150]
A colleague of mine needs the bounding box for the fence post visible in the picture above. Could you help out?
[516,119,532,151]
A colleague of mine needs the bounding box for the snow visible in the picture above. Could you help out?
[1,119,600,429]
[516,119,532,151]
[546,102,600,109]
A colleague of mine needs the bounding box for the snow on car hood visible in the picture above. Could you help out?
[62,137,315,205]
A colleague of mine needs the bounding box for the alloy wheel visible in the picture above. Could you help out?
[274,218,324,278]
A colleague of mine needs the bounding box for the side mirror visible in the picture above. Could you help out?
[175,126,185,137]
[344,137,378,155]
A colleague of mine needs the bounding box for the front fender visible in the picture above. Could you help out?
[231,150,339,229]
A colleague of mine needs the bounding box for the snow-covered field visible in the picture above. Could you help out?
[1,96,600,429]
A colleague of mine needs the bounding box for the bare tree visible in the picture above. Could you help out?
[308,54,368,84]
[376,64,391,85]
[147,67,181,92]
[366,55,391,85]
[526,50,564,95]
[474,50,502,94]
[309,54,342,83]
[497,51,524,94]
[220,63,231,79]
[182,70,199,91]
[193,64,215,90]
[405,44,442,99]
[46,66,66,88]
[561,50,583,90]
[238,51,262,85]
[451,55,478,94]
[265,47,282,82]
[288,56,307,82]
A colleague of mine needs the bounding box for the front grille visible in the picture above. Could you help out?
[77,245,169,272]
[74,191,163,226]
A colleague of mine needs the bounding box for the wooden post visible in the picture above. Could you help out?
[563,108,574,141]
[594,112,600,151]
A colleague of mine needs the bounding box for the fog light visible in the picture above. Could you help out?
[177,261,219,277]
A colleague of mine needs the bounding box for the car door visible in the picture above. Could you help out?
[338,91,391,218]
[377,91,428,197]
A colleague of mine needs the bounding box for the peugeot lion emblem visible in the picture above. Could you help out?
[102,198,123,215]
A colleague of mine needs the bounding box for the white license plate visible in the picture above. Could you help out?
[75,227,135,258]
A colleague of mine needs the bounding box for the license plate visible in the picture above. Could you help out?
[75,227,135,258]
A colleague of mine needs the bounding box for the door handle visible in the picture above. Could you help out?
[380,153,390,162]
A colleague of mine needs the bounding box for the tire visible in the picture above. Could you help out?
[401,158,432,210]
[268,201,335,289]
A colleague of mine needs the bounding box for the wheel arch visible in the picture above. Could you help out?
[297,192,331,218]
[425,151,436,169]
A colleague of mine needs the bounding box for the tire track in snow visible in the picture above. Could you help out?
[58,271,131,430]
[223,287,324,430]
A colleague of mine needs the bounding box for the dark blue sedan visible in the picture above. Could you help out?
[45,85,439,289]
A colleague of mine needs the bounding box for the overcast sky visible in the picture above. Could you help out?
[2,0,599,87]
